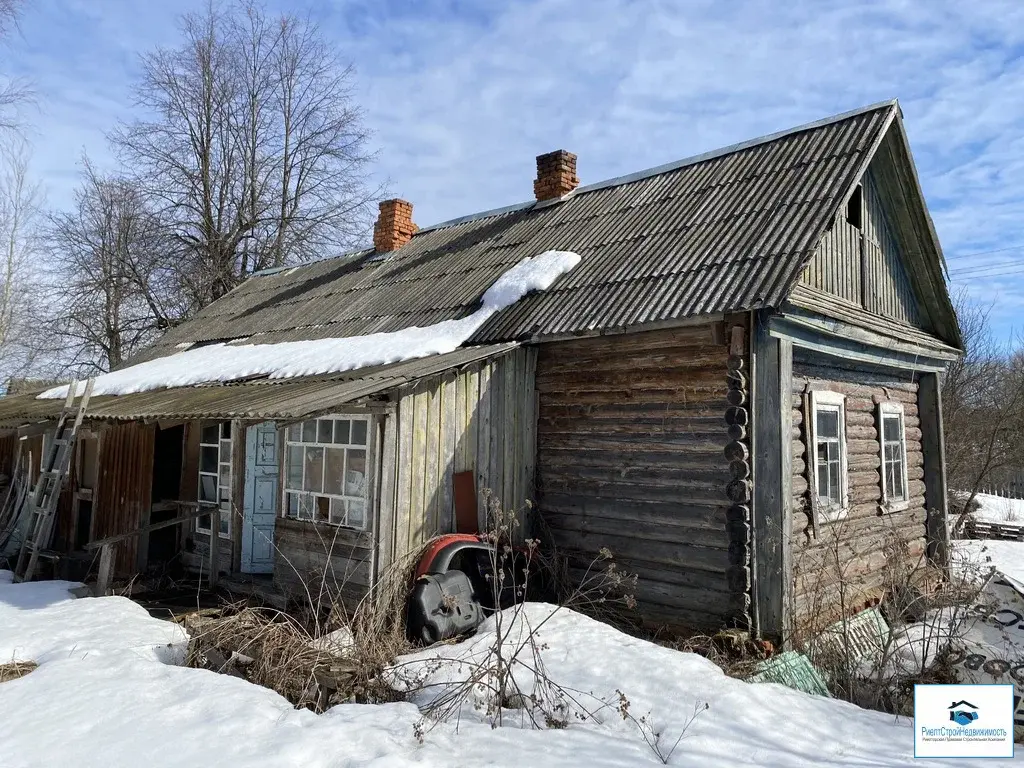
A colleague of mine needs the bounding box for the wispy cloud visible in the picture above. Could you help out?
[6,0,1024,334]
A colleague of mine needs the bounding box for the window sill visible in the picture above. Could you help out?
[880,500,910,514]
[277,515,372,546]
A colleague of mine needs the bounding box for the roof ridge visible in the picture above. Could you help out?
[418,99,898,234]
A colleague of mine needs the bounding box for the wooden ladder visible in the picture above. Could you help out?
[13,379,94,582]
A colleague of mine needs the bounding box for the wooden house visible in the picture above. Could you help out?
[0,99,961,641]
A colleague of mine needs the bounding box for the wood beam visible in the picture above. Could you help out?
[750,310,792,642]
[919,372,949,565]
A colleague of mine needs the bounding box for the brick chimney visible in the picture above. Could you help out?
[533,150,579,201]
[373,199,416,252]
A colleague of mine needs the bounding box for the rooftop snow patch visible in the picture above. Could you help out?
[40,251,581,399]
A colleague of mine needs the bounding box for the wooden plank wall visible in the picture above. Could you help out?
[534,324,739,630]
[94,422,155,575]
[273,517,373,606]
[789,350,926,635]
[386,347,537,564]
[863,171,920,326]
[799,165,922,329]
[800,214,862,305]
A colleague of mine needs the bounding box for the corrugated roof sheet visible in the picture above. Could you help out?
[0,345,515,426]
[131,102,896,364]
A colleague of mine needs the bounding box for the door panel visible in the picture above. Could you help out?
[242,422,279,573]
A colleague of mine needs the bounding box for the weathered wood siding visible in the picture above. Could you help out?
[862,172,920,325]
[799,165,922,328]
[273,517,373,604]
[383,347,537,566]
[790,351,926,633]
[801,215,862,305]
[94,423,155,575]
[535,325,739,630]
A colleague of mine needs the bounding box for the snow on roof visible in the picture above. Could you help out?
[40,251,581,400]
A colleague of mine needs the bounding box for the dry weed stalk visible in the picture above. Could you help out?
[0,660,36,683]
[790,514,986,712]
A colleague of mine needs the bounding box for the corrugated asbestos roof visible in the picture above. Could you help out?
[0,345,515,426]
[133,101,897,364]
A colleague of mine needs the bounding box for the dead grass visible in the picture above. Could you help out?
[0,660,36,682]
[181,548,424,711]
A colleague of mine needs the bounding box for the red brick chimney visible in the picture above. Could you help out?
[373,199,416,252]
[534,150,579,201]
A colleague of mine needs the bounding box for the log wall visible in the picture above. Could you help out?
[790,350,926,633]
[535,324,742,630]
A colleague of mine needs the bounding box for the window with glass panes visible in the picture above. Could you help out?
[283,416,369,529]
[809,390,848,519]
[878,403,908,504]
[196,421,232,537]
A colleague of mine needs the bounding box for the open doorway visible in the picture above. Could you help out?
[149,424,185,565]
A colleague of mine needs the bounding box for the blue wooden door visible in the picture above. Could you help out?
[241,422,279,573]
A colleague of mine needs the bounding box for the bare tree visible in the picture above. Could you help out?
[943,290,1024,529]
[45,156,180,373]
[111,0,378,309]
[0,136,43,382]
[0,0,30,133]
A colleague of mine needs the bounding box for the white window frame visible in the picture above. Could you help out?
[196,421,232,539]
[877,402,909,512]
[808,390,849,522]
[282,414,371,531]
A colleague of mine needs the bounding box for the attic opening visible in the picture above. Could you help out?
[846,185,863,230]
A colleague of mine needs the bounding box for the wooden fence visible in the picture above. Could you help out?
[964,518,1024,542]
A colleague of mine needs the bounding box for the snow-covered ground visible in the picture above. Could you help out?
[965,493,1024,524]
[0,570,1016,767]
[955,538,1024,585]
[41,250,581,398]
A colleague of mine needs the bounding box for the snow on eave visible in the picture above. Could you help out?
[40,251,583,399]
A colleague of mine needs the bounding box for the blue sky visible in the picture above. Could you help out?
[5,0,1024,337]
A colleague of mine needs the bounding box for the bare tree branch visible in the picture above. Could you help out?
[110,0,380,310]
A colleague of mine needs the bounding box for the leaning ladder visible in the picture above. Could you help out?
[13,379,94,582]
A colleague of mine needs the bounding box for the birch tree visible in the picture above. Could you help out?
[112,0,378,309]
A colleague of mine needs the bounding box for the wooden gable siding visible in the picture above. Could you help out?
[799,166,922,329]
[94,422,155,575]
[789,350,926,635]
[381,346,537,570]
[801,216,862,306]
[862,172,920,325]
[534,324,741,630]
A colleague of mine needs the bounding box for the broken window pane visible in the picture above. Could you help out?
[200,446,218,473]
[304,447,324,492]
[324,448,344,495]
